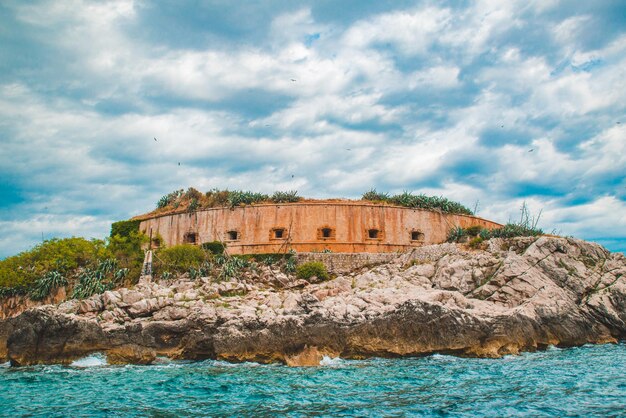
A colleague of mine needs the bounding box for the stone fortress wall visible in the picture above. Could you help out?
[138,201,502,255]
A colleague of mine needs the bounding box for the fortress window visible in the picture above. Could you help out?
[411,231,424,241]
[368,229,380,239]
[274,228,285,239]
[227,230,239,241]
[184,232,197,244]
[317,227,336,240]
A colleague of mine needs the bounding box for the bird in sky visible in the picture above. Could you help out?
[154,137,157,141]
[346,148,351,151]
[290,79,297,82]
[528,149,534,152]
[291,174,294,178]
[178,162,180,166]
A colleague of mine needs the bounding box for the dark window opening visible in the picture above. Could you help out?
[227,230,238,240]
[411,231,424,241]
[184,232,197,244]
[274,229,285,239]
[322,228,332,238]
[151,238,161,248]
[368,229,380,239]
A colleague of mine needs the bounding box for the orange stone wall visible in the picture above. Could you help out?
[138,202,502,254]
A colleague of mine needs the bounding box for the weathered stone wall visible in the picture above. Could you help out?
[296,252,399,274]
[139,202,502,254]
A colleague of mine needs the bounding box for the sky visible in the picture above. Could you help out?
[0,0,625,258]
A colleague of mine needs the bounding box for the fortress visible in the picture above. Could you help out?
[136,199,502,255]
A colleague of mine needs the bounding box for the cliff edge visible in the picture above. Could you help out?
[1,236,625,366]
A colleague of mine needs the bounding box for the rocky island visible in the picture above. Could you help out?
[2,236,625,366]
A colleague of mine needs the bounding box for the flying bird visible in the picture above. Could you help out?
[178,162,180,166]
[291,174,294,178]
[346,148,351,151]
[290,79,297,82]
[154,137,157,141]
[528,149,534,152]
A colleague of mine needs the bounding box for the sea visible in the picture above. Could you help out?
[1,343,625,417]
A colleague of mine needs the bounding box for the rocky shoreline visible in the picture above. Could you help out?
[1,236,625,366]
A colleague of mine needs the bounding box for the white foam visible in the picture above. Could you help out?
[70,353,108,367]
[319,355,344,366]
[1,361,10,368]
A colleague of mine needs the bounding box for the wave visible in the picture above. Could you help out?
[70,353,108,368]
[319,355,344,366]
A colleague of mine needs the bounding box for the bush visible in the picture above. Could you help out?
[107,229,147,279]
[0,237,110,291]
[464,225,483,236]
[468,236,485,249]
[202,241,225,255]
[296,261,329,282]
[156,245,208,273]
[110,219,141,238]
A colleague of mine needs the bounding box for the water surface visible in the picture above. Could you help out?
[2,344,625,416]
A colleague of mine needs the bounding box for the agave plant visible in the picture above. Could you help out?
[271,190,300,203]
[29,270,67,301]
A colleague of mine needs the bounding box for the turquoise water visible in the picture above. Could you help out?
[2,344,626,417]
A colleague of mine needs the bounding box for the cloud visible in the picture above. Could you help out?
[0,0,624,258]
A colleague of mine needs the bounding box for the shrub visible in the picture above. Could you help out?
[296,261,329,282]
[464,225,483,236]
[0,237,110,291]
[107,229,147,279]
[156,245,208,273]
[202,241,225,255]
[468,236,485,249]
[110,219,141,238]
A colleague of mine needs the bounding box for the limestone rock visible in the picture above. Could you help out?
[2,237,625,366]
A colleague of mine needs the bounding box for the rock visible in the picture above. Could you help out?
[2,237,625,366]
[102,291,122,309]
[107,345,156,365]
[78,296,104,314]
[285,345,325,366]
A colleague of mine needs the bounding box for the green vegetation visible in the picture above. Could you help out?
[361,189,473,215]
[110,219,141,238]
[0,237,111,294]
[296,261,330,282]
[0,220,145,300]
[154,187,302,212]
[108,219,147,280]
[29,271,68,301]
[156,245,207,273]
[201,241,225,255]
[447,204,544,244]
[447,224,544,244]
[72,259,128,299]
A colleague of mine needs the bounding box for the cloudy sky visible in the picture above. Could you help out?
[0,0,625,258]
